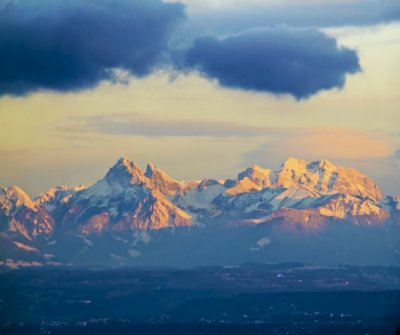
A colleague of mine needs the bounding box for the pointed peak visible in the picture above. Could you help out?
[307,159,336,172]
[147,162,158,169]
[145,162,182,196]
[145,162,177,183]
[145,162,164,177]
[5,185,35,209]
[238,164,271,188]
[116,156,135,167]
[112,156,141,170]
[249,164,262,170]
[106,157,145,185]
[145,162,161,176]
[7,185,28,195]
[318,159,335,169]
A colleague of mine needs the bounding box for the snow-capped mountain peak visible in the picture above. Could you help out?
[145,162,182,196]
[1,156,399,269]
[237,164,272,189]
[317,159,335,170]
[2,185,36,211]
[0,185,54,239]
[105,157,149,187]
[280,157,308,171]
[273,158,381,201]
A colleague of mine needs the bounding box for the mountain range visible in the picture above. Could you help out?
[1,157,399,269]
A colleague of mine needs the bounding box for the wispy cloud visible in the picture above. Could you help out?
[57,115,399,155]
[57,113,303,138]
[242,128,396,167]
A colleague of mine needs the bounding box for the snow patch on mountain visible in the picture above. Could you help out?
[1,156,398,269]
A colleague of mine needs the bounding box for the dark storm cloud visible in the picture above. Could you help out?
[179,26,361,99]
[0,1,364,99]
[0,0,185,96]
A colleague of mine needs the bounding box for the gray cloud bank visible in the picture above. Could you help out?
[0,0,398,99]
[0,0,185,95]
[179,26,361,99]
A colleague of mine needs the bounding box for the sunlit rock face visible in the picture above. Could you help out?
[0,186,54,239]
[1,157,399,269]
[238,164,272,189]
[273,158,382,202]
[238,194,389,228]
[145,162,184,196]
[51,158,193,233]
[0,157,390,237]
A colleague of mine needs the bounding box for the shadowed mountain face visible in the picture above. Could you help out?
[0,157,399,269]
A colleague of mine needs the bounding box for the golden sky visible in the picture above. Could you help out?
[0,18,399,196]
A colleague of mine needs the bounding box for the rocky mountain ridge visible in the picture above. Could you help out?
[0,157,398,269]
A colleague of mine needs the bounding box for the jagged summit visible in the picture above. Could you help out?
[145,162,170,179]
[115,156,139,169]
[317,159,335,169]
[0,156,387,227]
[3,185,36,210]
[227,164,273,195]
[227,157,381,201]
[145,162,182,196]
[145,162,159,173]
[273,158,381,201]
[305,158,334,170]
[105,157,147,186]
[0,156,399,269]
[116,156,131,164]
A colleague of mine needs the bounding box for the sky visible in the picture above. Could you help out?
[0,0,399,196]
